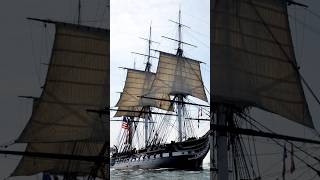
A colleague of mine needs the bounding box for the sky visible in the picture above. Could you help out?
[1,0,320,179]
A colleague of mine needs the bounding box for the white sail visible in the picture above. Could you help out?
[211,0,313,128]
[115,69,171,114]
[14,87,109,177]
[16,23,110,142]
[11,142,106,177]
[147,52,208,102]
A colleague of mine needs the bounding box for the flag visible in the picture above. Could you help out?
[290,143,295,173]
[122,117,129,129]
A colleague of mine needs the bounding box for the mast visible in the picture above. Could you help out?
[177,95,183,142]
[177,10,183,56]
[144,25,152,147]
[176,9,184,142]
[120,25,155,148]
[78,0,81,24]
[214,1,231,178]
[147,9,203,144]
[216,105,231,180]
[162,9,190,142]
[145,25,152,72]
[144,112,149,147]
[128,117,134,148]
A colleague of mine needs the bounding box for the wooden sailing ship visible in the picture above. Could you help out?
[2,0,320,179]
[0,1,110,179]
[211,0,320,179]
[111,10,210,170]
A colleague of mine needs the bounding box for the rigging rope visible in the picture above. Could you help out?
[242,112,320,162]
[249,0,320,134]
[239,112,320,177]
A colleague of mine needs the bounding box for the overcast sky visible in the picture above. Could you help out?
[1,0,320,179]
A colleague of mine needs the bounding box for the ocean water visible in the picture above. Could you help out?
[110,163,210,180]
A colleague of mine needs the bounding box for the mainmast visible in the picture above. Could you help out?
[177,10,183,56]
[163,9,194,142]
[176,10,184,142]
[144,25,152,147]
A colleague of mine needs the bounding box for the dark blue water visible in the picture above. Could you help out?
[110,163,210,180]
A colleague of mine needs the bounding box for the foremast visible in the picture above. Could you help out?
[116,25,158,150]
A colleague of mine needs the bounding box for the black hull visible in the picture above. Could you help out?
[111,133,209,170]
[111,153,205,170]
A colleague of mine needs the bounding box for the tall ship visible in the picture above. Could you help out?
[0,1,110,179]
[110,10,211,170]
[210,0,320,179]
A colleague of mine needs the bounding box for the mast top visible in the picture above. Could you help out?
[142,24,155,72]
[177,9,183,56]
[146,25,152,72]
[131,24,159,72]
[164,9,196,56]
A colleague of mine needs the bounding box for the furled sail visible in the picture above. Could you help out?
[16,22,110,142]
[147,51,208,102]
[211,0,313,127]
[115,69,171,116]
[11,142,106,177]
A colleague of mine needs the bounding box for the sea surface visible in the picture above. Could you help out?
[110,163,210,180]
